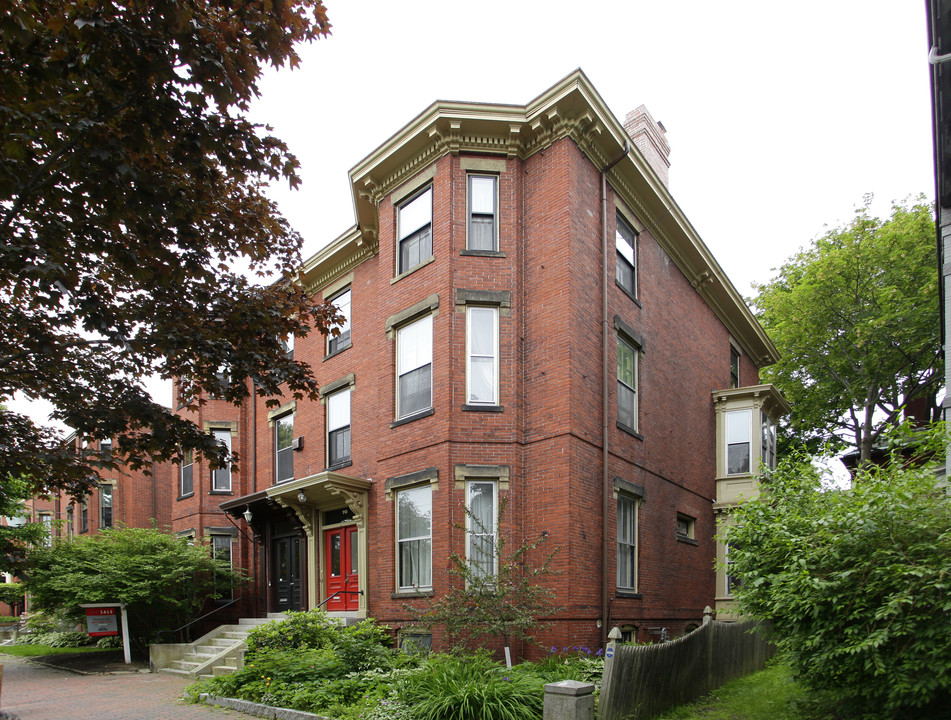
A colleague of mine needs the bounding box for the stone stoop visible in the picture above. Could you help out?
[150,614,286,680]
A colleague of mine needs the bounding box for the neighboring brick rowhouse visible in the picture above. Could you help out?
[138,70,783,656]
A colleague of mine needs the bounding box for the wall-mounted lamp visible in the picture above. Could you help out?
[242,506,253,523]
[297,490,307,504]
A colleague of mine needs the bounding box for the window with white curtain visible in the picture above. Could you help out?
[327,388,351,467]
[397,485,432,590]
[466,481,497,580]
[212,429,232,491]
[397,315,433,419]
[466,306,498,405]
[398,187,432,274]
[617,494,638,591]
[467,175,498,251]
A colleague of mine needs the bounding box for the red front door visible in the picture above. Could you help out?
[324,525,359,611]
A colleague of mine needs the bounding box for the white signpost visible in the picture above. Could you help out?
[80,603,131,664]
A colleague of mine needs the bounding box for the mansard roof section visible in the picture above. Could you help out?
[342,69,778,366]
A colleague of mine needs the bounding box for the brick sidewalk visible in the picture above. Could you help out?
[0,656,241,720]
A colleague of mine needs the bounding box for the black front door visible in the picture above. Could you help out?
[272,534,302,612]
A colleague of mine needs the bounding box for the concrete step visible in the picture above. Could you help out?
[159,667,195,677]
[212,665,238,676]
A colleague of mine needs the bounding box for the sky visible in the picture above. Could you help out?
[253,0,935,301]
[11,0,937,430]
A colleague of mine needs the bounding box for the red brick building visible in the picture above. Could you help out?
[171,70,788,653]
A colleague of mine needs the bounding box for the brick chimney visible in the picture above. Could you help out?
[623,105,670,187]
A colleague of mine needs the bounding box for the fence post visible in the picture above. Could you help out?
[544,680,595,720]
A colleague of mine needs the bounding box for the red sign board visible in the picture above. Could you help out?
[85,606,118,637]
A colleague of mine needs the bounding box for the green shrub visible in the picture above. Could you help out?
[729,440,951,718]
[245,609,343,655]
[398,651,545,720]
[18,630,91,647]
[95,635,123,649]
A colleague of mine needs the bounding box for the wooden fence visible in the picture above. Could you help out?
[598,620,774,720]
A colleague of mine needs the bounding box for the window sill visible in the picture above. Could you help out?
[391,589,435,599]
[676,535,699,546]
[617,421,643,440]
[391,255,435,284]
[615,590,642,599]
[327,460,352,472]
[390,407,434,428]
[462,404,503,413]
[615,280,642,307]
[209,490,234,496]
[324,342,352,362]
[460,249,506,258]
[177,493,195,501]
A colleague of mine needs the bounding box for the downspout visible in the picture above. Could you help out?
[601,140,629,648]
[251,379,260,617]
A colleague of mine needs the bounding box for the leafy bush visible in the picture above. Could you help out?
[0,582,24,607]
[398,651,545,720]
[96,635,123,649]
[18,631,91,647]
[194,614,395,717]
[728,436,951,718]
[245,609,344,654]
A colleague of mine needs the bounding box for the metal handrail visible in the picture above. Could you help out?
[155,595,254,644]
[315,590,363,610]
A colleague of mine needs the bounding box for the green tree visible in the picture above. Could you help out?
[752,198,941,463]
[412,501,561,654]
[0,2,337,507]
[24,526,246,653]
[726,428,951,718]
[0,474,48,575]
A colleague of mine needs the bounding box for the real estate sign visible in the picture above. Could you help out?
[84,606,118,637]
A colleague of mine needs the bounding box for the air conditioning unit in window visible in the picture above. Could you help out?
[291,436,304,451]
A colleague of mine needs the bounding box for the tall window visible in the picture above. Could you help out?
[729,347,740,388]
[275,414,294,483]
[467,175,498,251]
[466,306,499,405]
[761,413,777,470]
[328,288,352,355]
[617,337,638,431]
[467,481,497,580]
[81,502,88,533]
[398,187,432,274]
[397,315,433,419]
[66,506,74,538]
[726,409,752,475]
[280,333,294,360]
[212,429,232,492]
[615,215,637,297]
[617,494,638,590]
[181,448,194,496]
[327,389,351,467]
[212,535,234,601]
[99,439,112,463]
[100,485,113,529]
[397,485,432,590]
[39,513,53,545]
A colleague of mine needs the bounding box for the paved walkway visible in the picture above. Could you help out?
[0,656,242,720]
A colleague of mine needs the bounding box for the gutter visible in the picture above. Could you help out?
[601,140,630,648]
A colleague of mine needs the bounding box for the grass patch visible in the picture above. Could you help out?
[0,645,111,657]
[655,662,809,720]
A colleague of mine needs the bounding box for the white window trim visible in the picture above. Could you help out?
[397,186,433,275]
[181,449,194,497]
[396,314,433,420]
[465,480,498,582]
[274,413,295,484]
[617,336,639,432]
[466,174,499,251]
[396,484,433,591]
[615,213,638,298]
[465,305,499,406]
[725,409,753,476]
[616,493,639,592]
[327,287,352,356]
[212,429,232,492]
[327,387,351,467]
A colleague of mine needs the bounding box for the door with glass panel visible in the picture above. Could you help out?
[324,526,359,611]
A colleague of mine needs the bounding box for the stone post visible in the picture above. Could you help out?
[543,680,595,720]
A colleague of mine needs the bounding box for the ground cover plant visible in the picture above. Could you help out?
[0,644,110,658]
[189,611,604,720]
